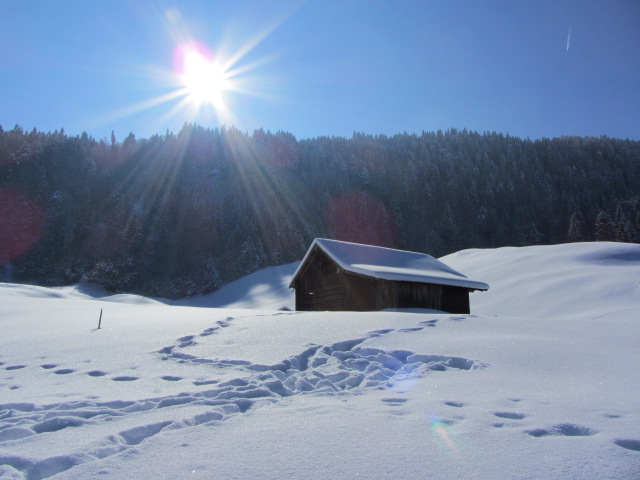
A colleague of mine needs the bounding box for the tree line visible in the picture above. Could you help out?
[1,124,638,297]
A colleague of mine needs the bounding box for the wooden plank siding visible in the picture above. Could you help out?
[441,286,471,314]
[295,248,347,311]
[293,247,472,313]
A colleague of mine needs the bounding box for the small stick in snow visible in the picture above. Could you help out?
[98,308,103,329]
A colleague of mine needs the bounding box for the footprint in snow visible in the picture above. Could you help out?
[193,379,218,386]
[119,421,172,445]
[382,397,408,406]
[443,401,465,408]
[41,364,57,369]
[177,335,197,348]
[199,327,218,337]
[494,411,526,420]
[614,439,640,452]
[381,398,409,416]
[112,376,139,382]
[5,365,27,370]
[525,424,597,437]
[33,417,89,434]
[161,375,182,382]
[54,369,76,375]
[367,329,395,337]
[87,370,107,377]
[419,319,439,327]
[431,417,456,426]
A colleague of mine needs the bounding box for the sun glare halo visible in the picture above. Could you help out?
[180,47,231,108]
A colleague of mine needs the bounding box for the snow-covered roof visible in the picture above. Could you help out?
[290,238,489,291]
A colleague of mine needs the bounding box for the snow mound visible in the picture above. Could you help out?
[176,262,298,309]
[441,242,640,319]
[0,282,164,305]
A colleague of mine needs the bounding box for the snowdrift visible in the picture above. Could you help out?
[443,241,640,319]
[174,262,298,310]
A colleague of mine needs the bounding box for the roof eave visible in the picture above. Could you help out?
[288,239,322,288]
[289,238,490,291]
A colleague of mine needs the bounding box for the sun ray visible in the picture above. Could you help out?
[87,89,187,134]
[219,3,301,72]
[92,4,299,137]
[223,53,283,86]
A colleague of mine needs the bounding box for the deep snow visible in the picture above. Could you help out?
[1,242,639,480]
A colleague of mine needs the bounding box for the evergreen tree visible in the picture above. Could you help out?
[595,211,616,241]
[616,220,633,243]
[567,211,585,242]
[614,204,632,242]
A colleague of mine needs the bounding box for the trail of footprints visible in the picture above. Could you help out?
[379,394,637,454]
[0,319,486,479]
[430,397,635,448]
[3,365,140,384]
[0,316,464,386]
[1,318,237,387]
[0,316,455,388]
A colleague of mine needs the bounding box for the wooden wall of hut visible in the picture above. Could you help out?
[293,247,472,313]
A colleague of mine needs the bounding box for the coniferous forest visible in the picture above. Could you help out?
[1,124,639,298]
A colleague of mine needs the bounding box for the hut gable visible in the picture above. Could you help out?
[289,239,489,313]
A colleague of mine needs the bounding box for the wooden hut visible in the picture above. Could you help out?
[289,239,489,313]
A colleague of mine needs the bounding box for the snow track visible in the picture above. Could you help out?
[0,326,483,480]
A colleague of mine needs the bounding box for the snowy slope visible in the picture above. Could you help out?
[174,262,298,310]
[1,242,639,480]
[442,241,640,319]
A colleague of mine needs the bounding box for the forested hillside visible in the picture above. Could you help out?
[1,124,638,297]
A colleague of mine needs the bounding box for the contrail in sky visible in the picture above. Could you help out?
[566,21,572,51]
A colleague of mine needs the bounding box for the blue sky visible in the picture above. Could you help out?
[1,0,638,141]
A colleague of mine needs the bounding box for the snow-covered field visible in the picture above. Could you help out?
[1,242,639,480]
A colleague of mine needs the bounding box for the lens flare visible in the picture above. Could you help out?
[0,187,44,264]
[325,191,396,248]
[427,413,483,480]
[430,415,461,456]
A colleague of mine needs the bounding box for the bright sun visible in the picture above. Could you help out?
[181,49,230,108]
